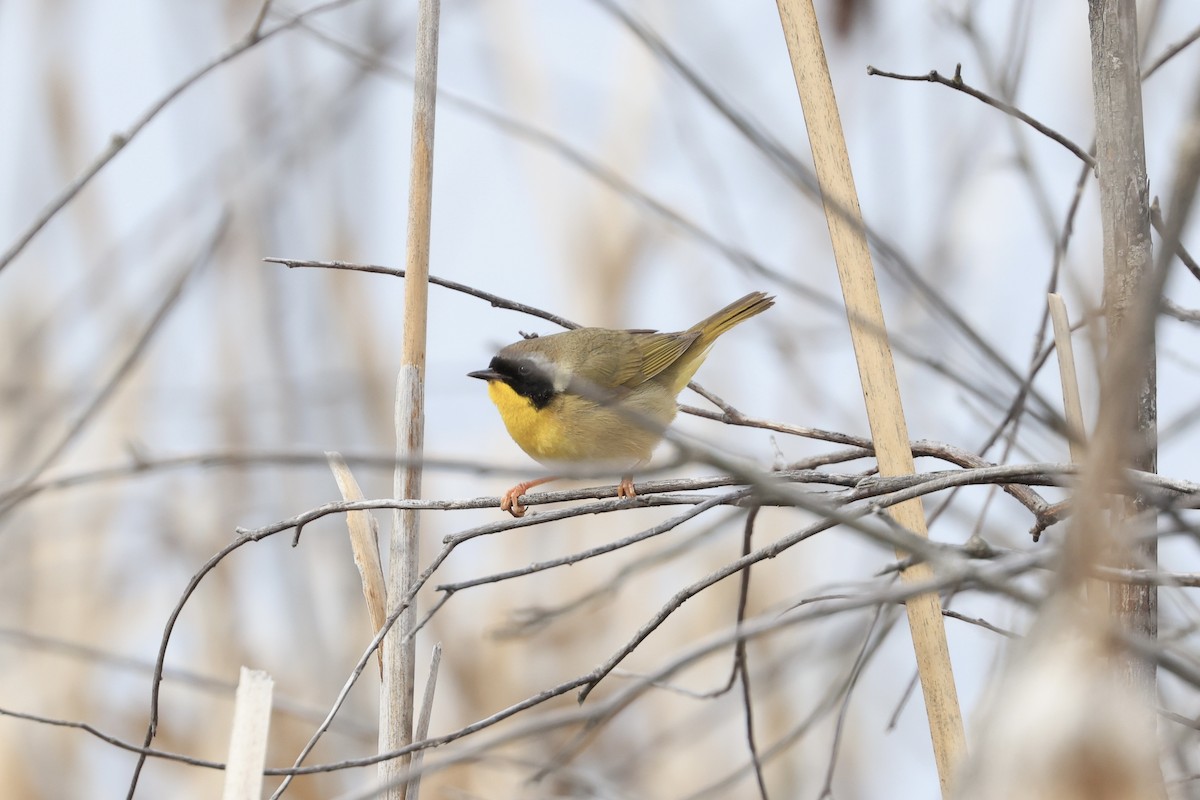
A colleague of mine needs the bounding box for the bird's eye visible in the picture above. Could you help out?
[519,364,530,375]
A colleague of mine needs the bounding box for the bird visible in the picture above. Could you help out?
[468,292,774,516]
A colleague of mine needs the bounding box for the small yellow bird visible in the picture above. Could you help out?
[469,292,774,516]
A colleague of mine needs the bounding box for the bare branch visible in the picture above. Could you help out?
[866,64,1096,168]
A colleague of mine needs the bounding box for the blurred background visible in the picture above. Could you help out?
[1,0,1199,797]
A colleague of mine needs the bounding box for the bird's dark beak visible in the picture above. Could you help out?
[468,369,502,381]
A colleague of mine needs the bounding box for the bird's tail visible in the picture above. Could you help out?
[688,291,775,350]
[663,291,774,393]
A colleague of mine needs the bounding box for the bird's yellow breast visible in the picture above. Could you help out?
[484,379,673,465]
[486,380,568,462]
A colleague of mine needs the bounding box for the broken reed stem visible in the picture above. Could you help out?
[405,643,443,800]
[220,667,274,800]
[380,1,441,799]
[1047,295,1107,612]
[1047,296,1088,463]
[327,452,388,675]
[774,0,966,793]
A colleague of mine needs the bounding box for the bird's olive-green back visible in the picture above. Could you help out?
[498,328,699,391]
[498,291,773,398]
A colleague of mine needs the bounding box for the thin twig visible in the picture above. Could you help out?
[265,257,580,330]
[250,0,275,39]
[681,605,901,800]
[942,609,1017,639]
[1151,200,1200,284]
[1163,299,1200,325]
[0,706,227,769]
[1141,22,1200,80]
[818,603,891,799]
[735,507,770,800]
[435,491,750,593]
[0,449,532,508]
[866,64,1096,168]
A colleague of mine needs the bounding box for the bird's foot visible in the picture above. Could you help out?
[618,475,637,499]
[499,477,557,518]
[500,486,529,517]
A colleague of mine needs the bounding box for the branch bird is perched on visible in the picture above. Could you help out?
[469,292,775,516]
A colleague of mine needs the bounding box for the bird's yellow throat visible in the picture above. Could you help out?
[486,379,564,461]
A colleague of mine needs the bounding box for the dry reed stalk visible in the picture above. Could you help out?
[1047,295,1088,463]
[404,642,442,800]
[1048,294,1108,612]
[773,0,965,792]
[327,452,387,675]
[221,667,274,800]
[1086,0,1158,697]
[380,1,441,799]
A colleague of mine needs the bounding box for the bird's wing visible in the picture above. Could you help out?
[568,330,699,391]
[622,331,700,387]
